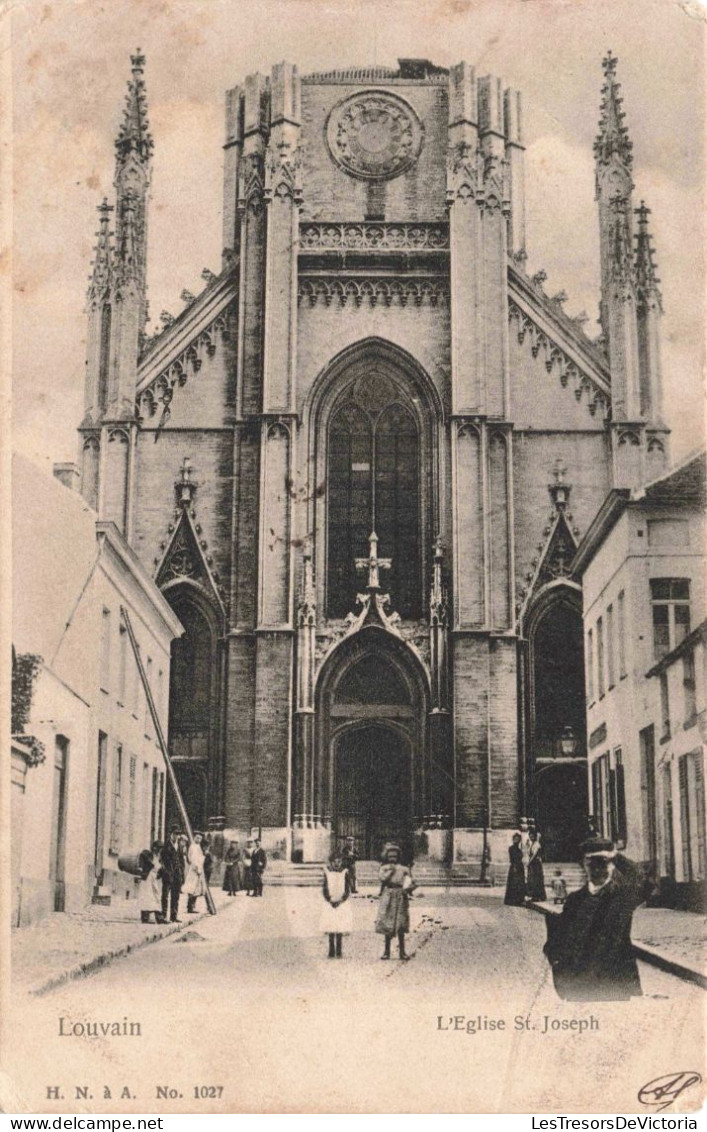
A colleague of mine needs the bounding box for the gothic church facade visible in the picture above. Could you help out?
[78,52,668,864]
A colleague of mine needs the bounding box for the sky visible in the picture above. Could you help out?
[10,0,706,470]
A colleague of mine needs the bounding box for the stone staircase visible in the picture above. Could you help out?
[260,860,587,890]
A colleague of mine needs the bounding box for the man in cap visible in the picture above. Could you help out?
[543,836,643,1001]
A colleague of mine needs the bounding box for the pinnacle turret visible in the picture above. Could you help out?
[594,51,633,172]
[635,200,662,306]
[87,198,114,303]
[115,50,153,166]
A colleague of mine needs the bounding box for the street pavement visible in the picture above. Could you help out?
[5,885,705,1114]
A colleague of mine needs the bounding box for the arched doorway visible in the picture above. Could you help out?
[314,628,428,861]
[527,586,588,861]
[163,585,221,832]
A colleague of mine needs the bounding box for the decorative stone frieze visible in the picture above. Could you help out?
[298,276,448,308]
[299,221,449,251]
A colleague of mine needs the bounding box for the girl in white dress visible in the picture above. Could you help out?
[320,853,354,958]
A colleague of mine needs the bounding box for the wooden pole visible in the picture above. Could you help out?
[120,605,216,915]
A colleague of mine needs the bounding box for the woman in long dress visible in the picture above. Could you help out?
[320,853,354,958]
[375,843,414,960]
[504,833,526,906]
[184,832,207,913]
[526,831,547,901]
[222,841,242,896]
[137,841,165,924]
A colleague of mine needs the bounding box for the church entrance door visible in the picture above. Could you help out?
[334,725,412,860]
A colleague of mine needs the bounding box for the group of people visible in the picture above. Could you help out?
[320,840,414,961]
[504,819,549,906]
[137,827,214,924]
[221,838,267,897]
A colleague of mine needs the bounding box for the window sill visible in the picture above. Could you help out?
[660,731,671,745]
[683,713,698,730]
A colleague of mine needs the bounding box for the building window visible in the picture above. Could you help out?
[607,604,615,689]
[94,732,108,872]
[660,672,670,740]
[110,745,123,855]
[651,579,690,660]
[591,750,626,842]
[144,658,153,737]
[327,380,421,619]
[142,762,150,841]
[617,590,627,678]
[679,752,706,882]
[683,651,697,723]
[150,767,159,844]
[128,755,137,845]
[661,765,675,879]
[597,616,605,698]
[118,625,127,706]
[100,608,111,693]
[586,628,594,703]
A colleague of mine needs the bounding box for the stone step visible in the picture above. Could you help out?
[233,861,587,889]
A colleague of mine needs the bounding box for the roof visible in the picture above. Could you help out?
[12,454,99,660]
[572,450,706,577]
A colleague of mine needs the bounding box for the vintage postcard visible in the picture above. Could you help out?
[3,0,706,1116]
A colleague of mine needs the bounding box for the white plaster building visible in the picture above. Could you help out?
[573,451,706,908]
[11,455,183,926]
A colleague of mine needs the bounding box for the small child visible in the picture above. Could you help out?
[320,853,353,958]
[550,868,567,904]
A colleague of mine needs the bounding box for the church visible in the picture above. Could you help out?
[77,52,668,868]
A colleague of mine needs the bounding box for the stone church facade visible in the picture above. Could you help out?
[77,52,668,864]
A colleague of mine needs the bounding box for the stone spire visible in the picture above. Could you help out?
[635,200,665,425]
[594,51,633,172]
[113,49,153,339]
[594,51,640,423]
[87,198,114,305]
[634,200,661,304]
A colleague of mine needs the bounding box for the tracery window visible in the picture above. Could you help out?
[327,374,420,619]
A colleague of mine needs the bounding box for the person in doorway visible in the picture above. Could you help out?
[320,852,354,958]
[504,833,526,906]
[222,841,242,896]
[184,832,207,913]
[160,827,185,923]
[340,836,359,895]
[543,837,643,1001]
[138,841,165,924]
[375,843,415,960]
[526,830,547,902]
[251,839,267,897]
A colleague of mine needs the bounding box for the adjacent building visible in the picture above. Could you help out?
[573,451,706,909]
[74,50,669,868]
[11,455,182,926]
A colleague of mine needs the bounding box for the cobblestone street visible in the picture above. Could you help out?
[6,886,704,1114]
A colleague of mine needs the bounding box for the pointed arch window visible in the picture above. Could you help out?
[327,376,421,619]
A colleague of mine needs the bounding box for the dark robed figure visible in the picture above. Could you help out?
[544,837,643,1001]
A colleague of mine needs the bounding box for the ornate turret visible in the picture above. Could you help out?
[79,51,153,534]
[594,51,640,424]
[634,200,665,426]
[113,49,153,341]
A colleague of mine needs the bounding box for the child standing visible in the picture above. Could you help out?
[320,853,353,958]
[550,868,568,904]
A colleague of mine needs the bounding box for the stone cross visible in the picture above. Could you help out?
[355,531,391,591]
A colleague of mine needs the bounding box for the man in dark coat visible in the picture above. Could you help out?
[544,837,643,1001]
[251,840,267,897]
[160,827,185,923]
